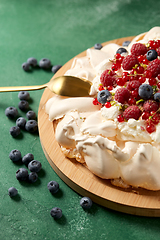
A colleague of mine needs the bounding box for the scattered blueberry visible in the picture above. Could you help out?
[80,196,92,209]
[28,160,42,172]
[22,153,34,165]
[146,49,158,61]
[47,181,59,194]
[18,91,30,100]
[28,172,38,183]
[9,149,22,162]
[94,43,102,50]
[8,187,18,197]
[97,89,111,104]
[27,57,37,67]
[138,84,153,100]
[16,168,29,181]
[116,47,128,55]
[50,207,62,219]
[18,100,29,111]
[122,40,131,47]
[39,58,51,69]
[22,62,30,71]
[16,117,26,129]
[10,126,21,138]
[5,107,18,119]
[154,92,160,102]
[25,120,38,133]
[51,65,62,74]
[26,110,36,120]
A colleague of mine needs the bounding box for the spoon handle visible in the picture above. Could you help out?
[0,84,47,92]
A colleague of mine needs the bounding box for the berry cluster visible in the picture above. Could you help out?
[22,57,62,73]
[5,91,38,137]
[93,40,160,133]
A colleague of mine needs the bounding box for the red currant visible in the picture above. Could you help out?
[146,122,156,133]
[142,111,150,120]
[117,114,124,122]
[116,77,126,86]
[105,102,111,108]
[149,77,157,86]
[93,98,99,105]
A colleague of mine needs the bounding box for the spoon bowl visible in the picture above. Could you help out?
[0,75,92,97]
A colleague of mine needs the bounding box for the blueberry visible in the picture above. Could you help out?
[80,196,92,209]
[8,187,18,197]
[22,153,34,165]
[28,172,38,183]
[9,149,22,162]
[39,58,51,69]
[5,106,18,119]
[27,57,37,67]
[25,120,38,133]
[138,84,153,100]
[146,49,158,61]
[18,91,30,100]
[51,65,62,74]
[10,126,21,138]
[154,92,160,102]
[16,168,28,181]
[94,43,102,50]
[28,160,42,172]
[26,110,36,120]
[22,62,30,71]
[50,207,62,219]
[18,100,29,111]
[97,89,111,104]
[16,117,26,129]
[122,40,131,47]
[47,181,59,194]
[116,47,128,55]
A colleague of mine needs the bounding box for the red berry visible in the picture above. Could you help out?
[147,59,160,78]
[93,98,99,105]
[136,66,144,74]
[146,121,156,133]
[114,88,130,104]
[138,76,146,83]
[131,43,148,56]
[142,111,150,120]
[123,105,141,120]
[148,77,157,86]
[142,58,149,65]
[151,113,159,125]
[128,97,136,105]
[100,69,116,87]
[137,55,145,63]
[98,85,104,91]
[116,77,126,86]
[144,70,152,78]
[122,55,139,70]
[117,114,124,122]
[105,102,111,108]
[143,100,159,112]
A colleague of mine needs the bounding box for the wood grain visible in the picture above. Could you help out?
[38,36,160,217]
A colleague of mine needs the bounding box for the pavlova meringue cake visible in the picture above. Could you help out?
[46,27,160,191]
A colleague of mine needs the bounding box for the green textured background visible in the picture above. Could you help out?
[0,0,160,239]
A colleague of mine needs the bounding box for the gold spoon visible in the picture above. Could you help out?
[0,76,92,97]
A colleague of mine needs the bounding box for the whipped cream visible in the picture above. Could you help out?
[46,27,160,190]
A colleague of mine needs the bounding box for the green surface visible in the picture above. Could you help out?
[0,0,160,239]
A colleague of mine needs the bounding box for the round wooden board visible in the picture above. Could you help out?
[38,36,160,217]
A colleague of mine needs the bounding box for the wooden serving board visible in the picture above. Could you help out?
[38,36,160,217]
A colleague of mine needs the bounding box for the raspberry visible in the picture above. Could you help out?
[114,87,130,104]
[123,105,141,120]
[122,55,139,70]
[126,80,141,91]
[147,59,160,77]
[131,43,148,56]
[143,100,159,112]
[100,69,116,87]
[156,47,160,56]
